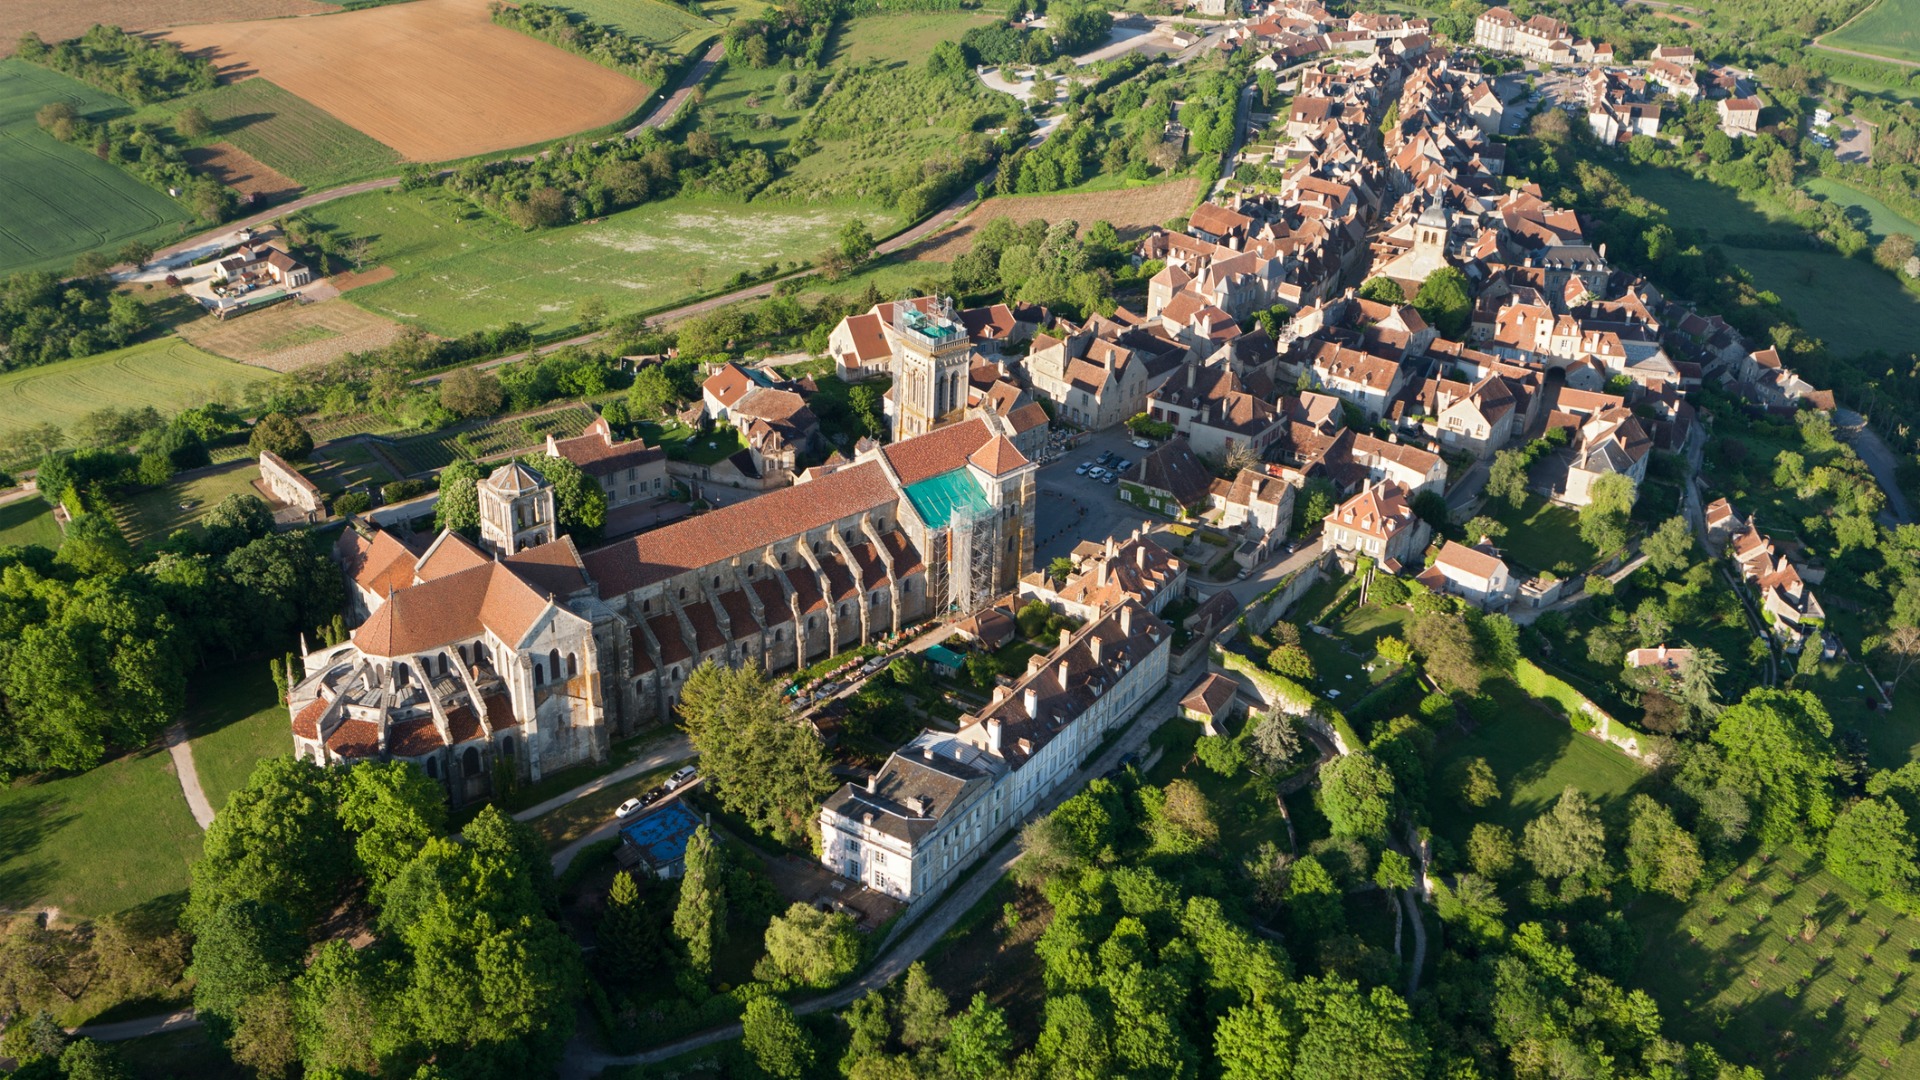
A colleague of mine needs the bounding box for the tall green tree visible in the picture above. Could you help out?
[336,760,449,894]
[1710,689,1836,846]
[759,901,861,988]
[1318,752,1398,840]
[742,997,815,1079]
[1825,796,1917,897]
[187,756,353,931]
[944,993,1014,1080]
[673,825,727,981]
[435,459,483,536]
[1625,794,1703,900]
[677,661,834,843]
[1521,787,1608,884]
[1411,266,1472,338]
[189,899,303,1046]
[530,454,608,544]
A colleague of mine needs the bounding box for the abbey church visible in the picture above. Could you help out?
[289,364,1041,801]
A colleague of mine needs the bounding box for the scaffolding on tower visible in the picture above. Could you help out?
[945,498,1000,617]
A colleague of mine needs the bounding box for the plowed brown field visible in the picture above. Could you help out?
[912,178,1202,261]
[184,141,301,202]
[164,0,650,162]
[1,0,336,57]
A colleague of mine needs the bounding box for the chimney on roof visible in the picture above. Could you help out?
[1091,634,1105,665]
[1121,605,1134,637]
[922,744,936,762]
[1057,660,1071,691]
[987,717,1004,755]
[866,773,878,793]
[1023,686,1039,719]
[993,684,1010,703]
[1137,543,1148,570]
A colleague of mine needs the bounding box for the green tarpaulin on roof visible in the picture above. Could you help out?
[905,468,991,529]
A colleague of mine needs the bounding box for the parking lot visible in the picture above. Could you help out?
[1034,427,1168,565]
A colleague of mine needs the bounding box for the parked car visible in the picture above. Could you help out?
[664,765,698,791]
[1101,473,1116,485]
[1097,451,1117,466]
[1076,462,1092,474]
[1132,437,1153,449]
[1087,466,1106,480]
[616,797,645,820]
[1114,458,1131,473]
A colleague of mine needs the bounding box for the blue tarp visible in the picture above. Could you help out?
[619,800,701,873]
[904,468,991,529]
[923,643,966,670]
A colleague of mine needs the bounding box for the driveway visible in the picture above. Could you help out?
[1836,407,1915,525]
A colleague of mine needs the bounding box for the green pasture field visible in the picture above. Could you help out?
[1629,846,1920,1079]
[1825,0,1920,65]
[0,498,61,549]
[153,77,401,189]
[1426,678,1647,849]
[1804,176,1920,240]
[0,60,192,276]
[1613,164,1920,356]
[557,0,717,51]
[184,663,293,815]
[0,743,203,919]
[834,12,1002,64]
[0,336,278,443]
[310,187,888,336]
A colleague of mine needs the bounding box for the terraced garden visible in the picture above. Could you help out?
[384,403,600,474]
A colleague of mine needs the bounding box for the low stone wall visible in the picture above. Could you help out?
[1244,552,1331,634]
[259,450,324,518]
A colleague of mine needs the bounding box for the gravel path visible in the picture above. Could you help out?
[165,722,215,830]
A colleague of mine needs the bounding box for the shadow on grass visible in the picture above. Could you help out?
[0,783,77,912]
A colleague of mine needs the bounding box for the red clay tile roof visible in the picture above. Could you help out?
[1008,401,1049,434]
[292,697,327,740]
[752,578,794,626]
[968,435,1029,477]
[506,536,591,599]
[649,614,691,664]
[549,417,664,478]
[351,562,556,657]
[446,704,485,745]
[702,363,757,409]
[415,530,490,582]
[820,556,857,602]
[628,625,657,674]
[838,312,890,367]
[326,718,381,758]
[388,717,448,757]
[787,566,825,613]
[339,527,417,594]
[580,462,897,599]
[480,691,515,734]
[717,588,760,635]
[684,601,726,654]
[850,542,888,591]
[881,530,924,577]
[883,419,994,485]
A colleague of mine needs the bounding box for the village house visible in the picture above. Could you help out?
[1019,529,1188,620]
[1144,361,1286,462]
[546,417,668,511]
[1321,480,1430,569]
[1417,540,1516,610]
[1718,96,1763,138]
[1121,436,1216,517]
[817,601,1169,902]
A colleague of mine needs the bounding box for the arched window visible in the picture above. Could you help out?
[534,662,545,686]
[713,575,721,588]
[566,653,578,678]
[549,650,562,681]
[458,644,469,667]
[462,747,481,777]
[502,735,515,758]
[424,756,439,779]
[679,587,687,600]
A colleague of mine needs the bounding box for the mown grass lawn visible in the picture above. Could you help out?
[834,11,1002,64]
[0,746,200,920]
[1823,0,1920,64]
[1489,493,1598,576]
[1426,679,1646,848]
[115,459,266,547]
[0,497,61,550]
[184,663,292,816]
[1628,846,1920,1079]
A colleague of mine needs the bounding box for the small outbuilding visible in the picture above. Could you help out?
[1181,673,1242,735]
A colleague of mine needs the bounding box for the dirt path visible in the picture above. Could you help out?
[166,722,216,830]
[69,1008,203,1043]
